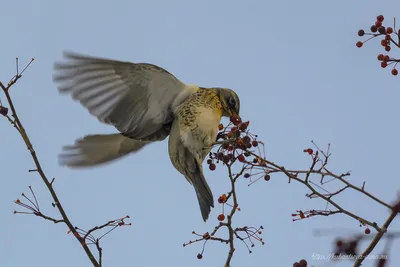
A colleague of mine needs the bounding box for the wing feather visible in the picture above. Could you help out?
[53,51,187,139]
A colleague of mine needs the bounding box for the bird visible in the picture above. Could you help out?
[53,52,241,221]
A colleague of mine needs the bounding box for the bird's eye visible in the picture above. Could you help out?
[228,96,236,108]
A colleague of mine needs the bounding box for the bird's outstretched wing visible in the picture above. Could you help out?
[53,51,186,139]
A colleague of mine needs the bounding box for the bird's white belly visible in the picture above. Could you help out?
[180,107,220,162]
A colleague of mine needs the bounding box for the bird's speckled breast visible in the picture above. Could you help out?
[175,89,223,161]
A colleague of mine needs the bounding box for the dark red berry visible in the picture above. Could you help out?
[207,159,212,164]
[384,55,390,61]
[209,163,216,171]
[385,34,391,41]
[0,106,8,116]
[387,27,393,34]
[375,21,382,27]
[357,29,365,36]
[381,61,388,68]
[381,39,388,46]
[377,54,384,61]
[336,239,343,247]
[377,258,387,267]
[244,173,250,178]
[365,228,371,234]
[222,155,230,163]
[217,214,225,221]
[251,140,258,147]
[299,259,307,267]
[356,41,363,48]
[197,253,203,259]
[238,122,248,131]
[392,69,398,76]
[377,15,384,22]
[264,174,271,181]
[371,25,378,32]
[378,26,386,34]
[238,154,245,162]
[293,263,300,267]
[303,148,313,155]
[385,46,391,52]
[242,135,251,144]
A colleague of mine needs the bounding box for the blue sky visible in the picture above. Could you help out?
[1,0,400,266]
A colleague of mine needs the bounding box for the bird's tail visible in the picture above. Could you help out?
[193,163,214,222]
[59,133,149,167]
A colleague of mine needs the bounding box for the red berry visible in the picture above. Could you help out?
[218,196,224,203]
[385,34,391,41]
[207,159,212,164]
[375,21,382,27]
[381,61,388,68]
[218,124,223,131]
[264,174,271,181]
[377,15,384,22]
[365,228,371,234]
[378,26,386,34]
[209,163,216,171]
[377,54,384,61]
[244,173,250,178]
[217,214,225,221]
[197,253,203,259]
[385,46,391,52]
[303,148,313,155]
[357,29,365,36]
[230,114,241,125]
[371,25,378,32]
[0,106,8,116]
[238,122,248,131]
[392,69,398,76]
[381,39,388,46]
[356,41,363,48]
[251,140,258,147]
[384,55,390,61]
[387,27,393,34]
[238,154,245,162]
[299,259,307,267]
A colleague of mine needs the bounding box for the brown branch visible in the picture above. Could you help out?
[353,210,398,267]
[0,78,100,267]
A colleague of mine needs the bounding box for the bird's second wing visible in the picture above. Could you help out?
[53,51,186,139]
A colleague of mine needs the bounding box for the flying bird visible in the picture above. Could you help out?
[53,52,241,221]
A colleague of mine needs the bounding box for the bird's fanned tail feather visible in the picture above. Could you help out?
[59,133,149,167]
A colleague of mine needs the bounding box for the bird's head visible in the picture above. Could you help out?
[215,88,241,120]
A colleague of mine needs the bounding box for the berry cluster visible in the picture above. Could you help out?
[207,116,270,187]
[293,259,308,267]
[334,238,359,257]
[356,15,400,75]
